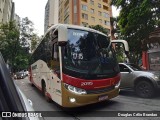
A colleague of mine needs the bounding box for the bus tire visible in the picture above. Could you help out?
[42,82,52,102]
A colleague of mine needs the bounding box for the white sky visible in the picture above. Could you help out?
[13,0,119,36]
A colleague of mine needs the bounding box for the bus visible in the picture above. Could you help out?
[29,24,129,107]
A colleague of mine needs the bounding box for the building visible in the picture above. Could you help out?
[14,13,20,28]
[0,0,14,23]
[10,1,15,21]
[59,0,112,32]
[44,0,59,33]
[142,28,160,71]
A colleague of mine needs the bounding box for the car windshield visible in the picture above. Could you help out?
[127,64,142,71]
[62,29,119,79]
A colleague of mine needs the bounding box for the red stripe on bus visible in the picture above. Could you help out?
[62,73,120,90]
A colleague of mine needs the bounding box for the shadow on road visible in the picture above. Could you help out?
[62,100,119,117]
[119,89,160,99]
[119,90,137,97]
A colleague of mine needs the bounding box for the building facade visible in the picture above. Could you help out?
[0,0,14,23]
[59,0,112,32]
[44,0,59,33]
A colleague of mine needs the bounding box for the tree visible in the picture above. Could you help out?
[0,17,38,72]
[31,33,40,52]
[20,17,35,52]
[89,25,110,35]
[111,0,160,64]
[0,21,21,71]
[110,17,124,39]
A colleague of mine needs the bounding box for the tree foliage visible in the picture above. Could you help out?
[111,0,160,64]
[89,25,110,35]
[0,17,38,72]
[31,33,40,52]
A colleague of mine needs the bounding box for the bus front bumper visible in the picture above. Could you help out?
[62,84,119,108]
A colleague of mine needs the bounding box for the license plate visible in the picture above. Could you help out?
[98,95,108,101]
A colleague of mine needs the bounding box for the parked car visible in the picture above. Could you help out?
[119,63,160,98]
[20,69,29,76]
[14,72,25,79]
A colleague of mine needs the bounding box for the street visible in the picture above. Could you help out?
[15,77,160,120]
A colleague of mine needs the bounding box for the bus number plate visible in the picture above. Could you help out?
[98,95,108,101]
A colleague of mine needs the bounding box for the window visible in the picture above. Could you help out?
[98,11,102,16]
[91,17,95,21]
[99,19,102,23]
[103,5,108,11]
[149,52,160,71]
[98,3,101,8]
[82,13,88,20]
[103,0,108,4]
[90,0,94,5]
[91,8,94,13]
[62,29,117,79]
[82,22,88,26]
[82,4,88,11]
[119,64,130,72]
[82,0,87,2]
[103,12,109,18]
[104,20,110,26]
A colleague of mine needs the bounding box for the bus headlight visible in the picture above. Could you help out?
[64,83,87,95]
[115,80,121,88]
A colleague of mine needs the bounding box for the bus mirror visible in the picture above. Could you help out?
[58,25,68,46]
[111,40,129,53]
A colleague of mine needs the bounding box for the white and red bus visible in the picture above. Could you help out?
[29,24,129,107]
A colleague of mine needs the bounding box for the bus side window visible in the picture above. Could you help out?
[51,43,61,79]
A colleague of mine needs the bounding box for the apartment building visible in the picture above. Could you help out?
[59,0,112,32]
[0,0,14,23]
[44,0,59,33]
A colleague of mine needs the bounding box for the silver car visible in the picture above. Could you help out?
[119,63,160,98]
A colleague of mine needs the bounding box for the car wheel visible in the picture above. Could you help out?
[42,83,52,102]
[135,81,155,98]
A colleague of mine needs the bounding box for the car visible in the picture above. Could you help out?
[119,63,160,98]
[20,69,29,76]
[14,72,25,79]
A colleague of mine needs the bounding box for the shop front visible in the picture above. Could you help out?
[142,28,160,71]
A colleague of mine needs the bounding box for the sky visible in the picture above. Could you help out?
[13,0,119,36]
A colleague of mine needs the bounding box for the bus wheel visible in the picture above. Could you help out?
[42,83,52,102]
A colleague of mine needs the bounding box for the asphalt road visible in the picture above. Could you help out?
[15,77,160,120]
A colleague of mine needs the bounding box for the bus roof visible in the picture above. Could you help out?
[45,24,108,37]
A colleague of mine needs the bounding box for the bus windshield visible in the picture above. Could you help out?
[62,29,119,79]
